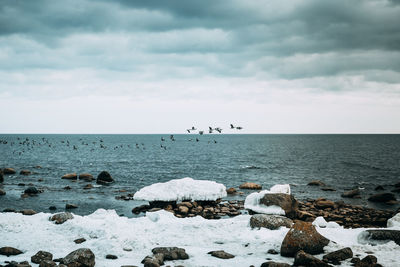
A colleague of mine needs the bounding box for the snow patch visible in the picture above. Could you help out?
[387,212,400,228]
[244,184,291,215]
[133,177,227,202]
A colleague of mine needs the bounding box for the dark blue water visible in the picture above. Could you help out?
[1,134,399,216]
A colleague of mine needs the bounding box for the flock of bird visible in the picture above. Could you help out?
[0,124,243,153]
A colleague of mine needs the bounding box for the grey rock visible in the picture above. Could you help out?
[359,229,400,245]
[31,250,53,264]
[49,212,73,224]
[61,248,95,267]
[24,187,39,195]
[208,250,235,259]
[250,214,293,230]
[151,247,189,260]
[341,189,360,198]
[323,247,353,265]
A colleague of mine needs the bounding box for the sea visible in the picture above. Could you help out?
[1,134,399,217]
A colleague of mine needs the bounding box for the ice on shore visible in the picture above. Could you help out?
[1,209,400,267]
[133,177,227,202]
[313,216,341,229]
[244,184,290,215]
[387,212,400,228]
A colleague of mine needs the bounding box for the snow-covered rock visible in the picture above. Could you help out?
[388,212,400,228]
[133,177,227,202]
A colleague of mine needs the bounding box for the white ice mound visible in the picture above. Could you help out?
[387,212,400,228]
[133,177,227,202]
[244,184,291,215]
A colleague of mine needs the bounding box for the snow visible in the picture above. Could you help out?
[387,212,400,228]
[1,210,400,267]
[133,177,227,202]
[244,184,291,215]
[313,216,341,229]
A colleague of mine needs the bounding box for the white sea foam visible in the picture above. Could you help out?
[133,177,227,202]
[1,209,400,266]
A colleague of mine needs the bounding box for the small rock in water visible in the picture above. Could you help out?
[49,206,57,210]
[66,203,78,209]
[341,188,361,198]
[375,185,385,191]
[20,169,31,175]
[0,189,6,195]
[74,238,86,244]
[208,250,235,259]
[61,173,78,180]
[239,182,262,190]
[3,167,16,174]
[96,171,114,185]
[0,246,24,256]
[24,187,39,195]
[21,209,37,215]
[321,187,336,191]
[31,250,53,264]
[0,169,3,183]
[79,173,94,181]
[307,180,325,186]
[226,187,237,194]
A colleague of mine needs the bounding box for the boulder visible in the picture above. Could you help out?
[259,193,298,219]
[50,212,74,224]
[61,248,95,267]
[250,214,293,230]
[359,229,400,245]
[368,193,396,203]
[239,182,262,190]
[208,250,235,259]
[20,170,31,175]
[96,171,114,185]
[79,173,94,181]
[151,247,189,261]
[0,246,23,256]
[24,187,39,195]
[61,173,77,180]
[3,168,16,174]
[307,180,325,186]
[226,187,237,194]
[261,262,291,267]
[322,247,353,265]
[31,251,53,264]
[293,250,331,267]
[280,221,330,257]
[355,255,378,267]
[341,189,360,198]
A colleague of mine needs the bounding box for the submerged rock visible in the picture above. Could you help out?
[280,221,330,257]
[322,247,353,265]
[239,182,262,190]
[61,248,95,267]
[20,170,31,175]
[0,246,23,256]
[226,187,237,194]
[96,171,114,185]
[24,186,39,195]
[208,250,235,259]
[0,169,3,183]
[250,214,293,230]
[307,180,325,186]
[61,173,78,180]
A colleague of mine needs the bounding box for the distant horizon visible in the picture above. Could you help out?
[1,132,399,135]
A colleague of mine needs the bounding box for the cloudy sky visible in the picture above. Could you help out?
[1,0,399,133]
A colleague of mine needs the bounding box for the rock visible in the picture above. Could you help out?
[321,187,336,191]
[178,205,189,215]
[21,209,37,215]
[0,188,6,195]
[322,247,353,265]
[39,260,57,267]
[78,173,94,181]
[226,187,236,194]
[4,261,31,267]
[96,171,114,185]
[315,199,335,209]
[178,201,193,209]
[61,248,95,267]
[359,229,400,245]
[24,187,39,195]
[20,170,31,175]
[239,182,262,190]
[0,169,3,183]
[208,250,235,259]
[66,204,78,209]
[49,206,57,210]
[151,247,189,261]
[105,254,118,259]
[307,180,325,186]
[375,185,384,191]
[83,184,93,190]
[280,221,330,257]
[0,246,23,256]
[250,214,293,230]
[355,255,378,267]
[260,262,291,267]
[132,204,151,214]
[259,193,299,219]
[74,238,86,244]
[3,168,16,174]
[142,254,163,267]
[31,251,53,264]
[61,173,78,180]
[50,212,74,224]
[64,186,72,190]
[341,189,360,198]
[368,193,396,203]
[293,250,331,267]
[267,249,279,254]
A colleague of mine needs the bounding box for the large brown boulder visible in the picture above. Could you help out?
[259,193,298,219]
[250,214,293,230]
[61,248,95,267]
[280,221,330,257]
[239,182,262,190]
[96,171,114,185]
[61,173,77,180]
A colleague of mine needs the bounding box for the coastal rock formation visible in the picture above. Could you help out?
[280,221,330,257]
[322,247,353,265]
[31,251,53,264]
[250,214,293,230]
[79,173,94,181]
[208,250,235,259]
[96,171,114,185]
[61,248,95,267]
[3,167,16,174]
[341,189,361,198]
[61,173,78,180]
[293,250,331,267]
[239,182,262,190]
[0,246,23,256]
[368,193,396,203]
[49,212,73,224]
[259,193,298,219]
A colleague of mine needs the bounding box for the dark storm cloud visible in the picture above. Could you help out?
[1,0,400,82]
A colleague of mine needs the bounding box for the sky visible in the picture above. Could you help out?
[0,0,400,134]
